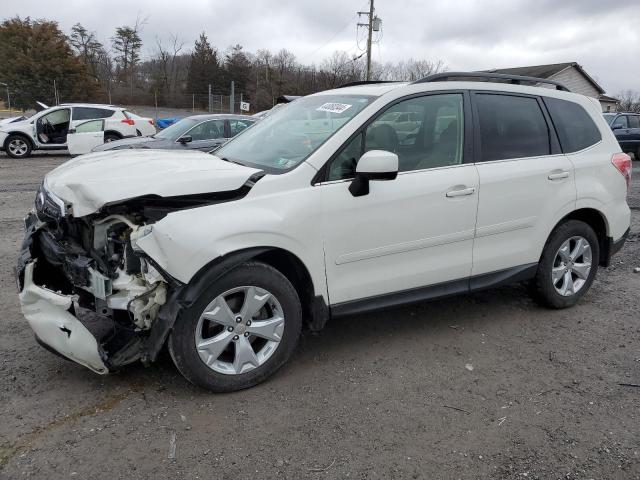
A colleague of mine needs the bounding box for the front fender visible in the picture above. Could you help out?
[132,184,327,302]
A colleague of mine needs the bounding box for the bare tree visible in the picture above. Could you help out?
[153,33,186,98]
[617,90,640,113]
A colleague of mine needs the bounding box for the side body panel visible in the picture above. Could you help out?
[570,102,631,241]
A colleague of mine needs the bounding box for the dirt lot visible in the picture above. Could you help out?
[0,153,639,479]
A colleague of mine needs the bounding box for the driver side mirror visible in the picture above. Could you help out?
[349,150,399,197]
[178,135,192,144]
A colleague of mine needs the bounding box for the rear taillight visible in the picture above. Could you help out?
[148,119,155,125]
[121,118,135,126]
[612,152,632,192]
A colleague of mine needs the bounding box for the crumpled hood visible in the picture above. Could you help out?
[45,150,262,217]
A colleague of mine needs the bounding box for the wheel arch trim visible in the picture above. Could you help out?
[145,246,329,363]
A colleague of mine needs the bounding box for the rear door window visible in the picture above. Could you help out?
[612,115,628,129]
[229,119,255,136]
[543,97,602,153]
[628,115,640,129]
[475,94,550,161]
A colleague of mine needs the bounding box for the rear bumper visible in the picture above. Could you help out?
[602,227,629,267]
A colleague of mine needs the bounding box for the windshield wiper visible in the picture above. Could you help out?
[219,157,244,166]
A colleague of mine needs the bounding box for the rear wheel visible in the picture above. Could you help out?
[531,220,599,308]
[5,135,32,158]
[168,262,302,392]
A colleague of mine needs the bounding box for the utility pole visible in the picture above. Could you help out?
[358,0,380,81]
[0,82,10,114]
[366,0,374,80]
[230,81,235,114]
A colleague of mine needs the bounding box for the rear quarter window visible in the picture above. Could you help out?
[73,107,115,120]
[543,97,601,153]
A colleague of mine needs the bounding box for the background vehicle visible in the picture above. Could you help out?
[92,114,255,153]
[17,73,630,392]
[604,112,640,160]
[0,103,156,158]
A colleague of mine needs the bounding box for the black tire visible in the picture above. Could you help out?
[104,132,121,143]
[168,261,302,392]
[531,220,599,309]
[4,134,32,158]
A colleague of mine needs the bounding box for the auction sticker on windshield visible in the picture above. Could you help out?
[316,103,352,114]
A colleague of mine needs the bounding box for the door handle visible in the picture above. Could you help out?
[446,187,476,198]
[548,171,569,180]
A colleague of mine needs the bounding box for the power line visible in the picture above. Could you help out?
[300,1,369,62]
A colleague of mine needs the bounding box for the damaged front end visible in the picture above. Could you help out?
[16,179,264,374]
[16,189,178,374]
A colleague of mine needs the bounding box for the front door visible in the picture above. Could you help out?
[35,108,71,146]
[320,92,479,306]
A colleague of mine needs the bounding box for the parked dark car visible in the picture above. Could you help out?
[604,112,640,159]
[92,114,255,153]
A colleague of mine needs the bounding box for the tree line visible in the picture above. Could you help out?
[0,16,447,111]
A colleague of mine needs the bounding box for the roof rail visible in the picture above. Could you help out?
[411,72,571,92]
[336,80,402,89]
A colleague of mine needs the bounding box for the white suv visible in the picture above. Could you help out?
[1,103,156,158]
[17,73,631,392]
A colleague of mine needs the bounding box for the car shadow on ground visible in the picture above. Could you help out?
[83,281,541,395]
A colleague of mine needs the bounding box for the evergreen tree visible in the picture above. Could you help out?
[186,32,219,94]
[0,16,98,108]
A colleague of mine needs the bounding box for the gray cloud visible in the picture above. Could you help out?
[3,0,639,94]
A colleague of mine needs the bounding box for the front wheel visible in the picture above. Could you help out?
[5,135,32,158]
[531,220,599,309]
[168,262,302,392]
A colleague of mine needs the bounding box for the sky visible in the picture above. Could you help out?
[3,0,639,94]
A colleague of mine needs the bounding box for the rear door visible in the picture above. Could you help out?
[627,115,640,155]
[67,119,105,155]
[471,92,576,276]
[611,115,630,150]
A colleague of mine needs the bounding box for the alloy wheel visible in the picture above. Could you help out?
[194,286,285,375]
[8,138,28,157]
[551,236,592,296]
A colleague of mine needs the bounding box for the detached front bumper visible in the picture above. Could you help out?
[19,261,109,374]
[16,212,144,374]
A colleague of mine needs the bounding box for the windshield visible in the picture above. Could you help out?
[154,117,202,140]
[215,94,374,171]
[602,113,616,125]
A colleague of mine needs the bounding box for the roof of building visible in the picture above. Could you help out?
[599,94,620,103]
[485,62,605,95]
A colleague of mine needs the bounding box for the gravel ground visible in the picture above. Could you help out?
[0,153,639,480]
